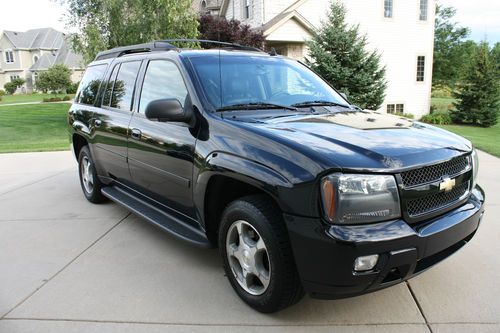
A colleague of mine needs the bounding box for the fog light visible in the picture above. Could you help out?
[354,254,379,272]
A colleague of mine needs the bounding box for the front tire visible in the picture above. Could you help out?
[78,146,106,203]
[219,195,304,313]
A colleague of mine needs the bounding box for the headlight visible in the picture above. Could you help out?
[471,149,479,189]
[321,173,401,224]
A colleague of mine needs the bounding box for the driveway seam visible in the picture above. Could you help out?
[0,169,72,197]
[0,318,431,327]
[0,213,131,319]
[406,281,433,333]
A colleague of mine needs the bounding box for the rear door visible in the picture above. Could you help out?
[92,60,142,183]
[127,59,197,218]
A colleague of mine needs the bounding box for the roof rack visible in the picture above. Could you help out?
[94,39,264,61]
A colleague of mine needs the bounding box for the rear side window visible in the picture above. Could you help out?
[76,64,107,105]
[109,61,141,111]
[139,60,188,113]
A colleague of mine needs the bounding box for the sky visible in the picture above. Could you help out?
[0,0,499,44]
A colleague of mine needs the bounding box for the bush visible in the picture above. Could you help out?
[4,78,25,94]
[394,112,415,119]
[198,14,265,48]
[63,96,71,101]
[431,85,453,98]
[66,82,79,94]
[43,97,63,103]
[0,96,2,102]
[0,89,5,96]
[420,111,453,125]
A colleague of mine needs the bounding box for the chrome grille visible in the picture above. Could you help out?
[406,182,469,217]
[400,155,470,188]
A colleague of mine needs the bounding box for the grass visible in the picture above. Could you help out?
[0,103,71,153]
[0,93,74,105]
[430,98,500,157]
[431,97,455,113]
[439,122,500,157]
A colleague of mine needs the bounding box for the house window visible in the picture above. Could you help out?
[33,55,39,63]
[387,103,405,114]
[244,0,252,19]
[419,0,428,21]
[5,50,14,63]
[416,56,425,82]
[10,75,20,81]
[384,0,393,18]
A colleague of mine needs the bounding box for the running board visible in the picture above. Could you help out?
[101,186,211,248]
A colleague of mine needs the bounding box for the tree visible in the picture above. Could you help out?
[433,5,471,87]
[36,65,72,93]
[4,78,26,95]
[451,43,500,127]
[198,14,265,48]
[306,1,386,110]
[62,0,199,63]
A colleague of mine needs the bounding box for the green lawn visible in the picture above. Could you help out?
[0,103,71,153]
[430,97,500,157]
[431,97,455,113]
[0,93,74,105]
[438,123,500,157]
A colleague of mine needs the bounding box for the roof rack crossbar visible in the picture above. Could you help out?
[94,39,264,61]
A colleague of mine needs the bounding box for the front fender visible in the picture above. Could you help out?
[193,152,319,224]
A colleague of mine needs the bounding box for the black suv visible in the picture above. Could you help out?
[68,40,485,313]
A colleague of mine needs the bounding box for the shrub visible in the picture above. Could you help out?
[63,96,71,101]
[420,111,453,125]
[0,96,2,102]
[0,89,5,96]
[66,82,79,94]
[43,97,63,102]
[35,65,72,93]
[394,112,414,119]
[4,78,25,94]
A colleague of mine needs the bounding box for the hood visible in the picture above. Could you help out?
[230,110,472,172]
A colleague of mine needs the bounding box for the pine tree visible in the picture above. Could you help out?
[452,43,500,127]
[306,1,386,110]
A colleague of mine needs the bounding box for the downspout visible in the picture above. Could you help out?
[262,0,265,24]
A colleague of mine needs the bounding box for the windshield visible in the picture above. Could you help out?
[188,55,349,111]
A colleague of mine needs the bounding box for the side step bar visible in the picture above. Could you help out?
[101,186,212,248]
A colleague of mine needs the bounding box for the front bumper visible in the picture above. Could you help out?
[285,185,485,299]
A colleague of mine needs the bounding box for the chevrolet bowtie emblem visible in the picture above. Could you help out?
[439,177,456,192]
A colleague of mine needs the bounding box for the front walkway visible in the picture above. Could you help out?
[0,151,498,333]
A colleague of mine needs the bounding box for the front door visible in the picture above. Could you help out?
[92,60,142,183]
[127,59,197,218]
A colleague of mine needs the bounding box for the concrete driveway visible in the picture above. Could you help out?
[0,150,498,333]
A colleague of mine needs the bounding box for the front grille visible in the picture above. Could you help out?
[400,155,470,188]
[407,182,469,217]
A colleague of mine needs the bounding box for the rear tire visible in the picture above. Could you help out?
[219,195,304,313]
[78,146,106,203]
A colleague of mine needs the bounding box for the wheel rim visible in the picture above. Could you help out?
[226,220,271,296]
[80,156,94,194]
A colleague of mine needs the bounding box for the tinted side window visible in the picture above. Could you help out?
[110,61,141,111]
[76,64,107,105]
[102,64,119,107]
[139,60,188,113]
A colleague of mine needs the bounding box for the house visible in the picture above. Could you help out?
[0,28,85,93]
[193,0,436,118]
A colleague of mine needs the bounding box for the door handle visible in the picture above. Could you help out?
[94,119,102,128]
[131,128,142,140]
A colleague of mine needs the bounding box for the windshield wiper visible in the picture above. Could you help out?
[292,100,351,109]
[216,102,297,112]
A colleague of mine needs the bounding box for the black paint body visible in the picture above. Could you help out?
[68,49,485,299]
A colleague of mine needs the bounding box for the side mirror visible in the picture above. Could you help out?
[145,98,192,123]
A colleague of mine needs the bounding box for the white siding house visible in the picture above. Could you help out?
[193,0,436,118]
